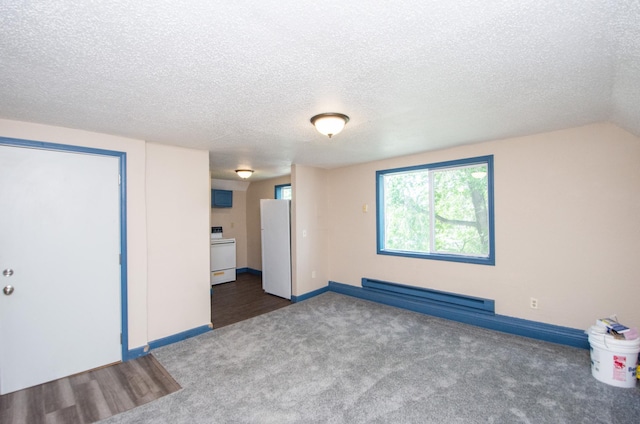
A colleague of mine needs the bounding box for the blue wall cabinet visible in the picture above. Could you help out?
[212,189,233,208]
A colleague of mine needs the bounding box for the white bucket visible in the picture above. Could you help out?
[588,326,640,388]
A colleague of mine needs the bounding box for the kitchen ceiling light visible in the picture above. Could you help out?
[310,113,350,138]
[235,169,254,179]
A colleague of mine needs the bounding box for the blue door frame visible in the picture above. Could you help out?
[0,136,130,360]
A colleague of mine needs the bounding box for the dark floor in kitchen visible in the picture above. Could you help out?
[211,272,291,328]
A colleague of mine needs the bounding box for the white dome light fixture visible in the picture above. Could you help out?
[310,113,350,138]
[235,169,254,179]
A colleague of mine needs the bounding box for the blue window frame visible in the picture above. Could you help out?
[376,155,495,265]
[275,183,292,200]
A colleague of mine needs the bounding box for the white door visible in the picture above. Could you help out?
[0,144,122,394]
[260,199,291,299]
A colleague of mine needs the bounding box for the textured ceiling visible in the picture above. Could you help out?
[1,1,638,180]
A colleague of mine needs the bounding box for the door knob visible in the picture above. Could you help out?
[3,269,14,277]
[3,285,14,295]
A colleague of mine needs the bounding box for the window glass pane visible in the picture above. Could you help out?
[383,170,430,252]
[433,164,488,256]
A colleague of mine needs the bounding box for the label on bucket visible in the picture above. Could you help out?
[613,355,626,382]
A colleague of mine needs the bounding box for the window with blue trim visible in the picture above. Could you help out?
[376,155,494,265]
[275,184,292,200]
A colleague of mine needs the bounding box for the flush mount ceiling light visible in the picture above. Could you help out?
[310,113,350,138]
[235,169,254,179]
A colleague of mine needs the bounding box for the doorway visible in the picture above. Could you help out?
[211,272,290,328]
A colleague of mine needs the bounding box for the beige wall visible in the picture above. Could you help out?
[7,118,637,337]
[145,143,211,341]
[291,165,329,296]
[0,119,149,348]
[211,190,248,268]
[245,175,291,270]
[326,123,640,330]
[0,119,211,350]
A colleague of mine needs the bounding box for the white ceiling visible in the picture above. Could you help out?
[1,1,638,180]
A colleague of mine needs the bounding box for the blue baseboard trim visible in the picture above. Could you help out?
[292,286,329,303]
[123,345,149,361]
[236,267,249,274]
[246,268,262,276]
[328,281,589,350]
[147,324,212,350]
[123,324,212,361]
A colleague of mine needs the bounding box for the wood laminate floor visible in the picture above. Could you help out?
[0,354,180,424]
[0,272,287,424]
[211,272,291,328]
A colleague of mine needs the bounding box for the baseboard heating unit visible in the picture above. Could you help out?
[361,277,495,314]
[327,278,589,349]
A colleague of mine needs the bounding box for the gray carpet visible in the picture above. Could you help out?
[102,292,639,423]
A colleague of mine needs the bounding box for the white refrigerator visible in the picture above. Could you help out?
[260,199,292,299]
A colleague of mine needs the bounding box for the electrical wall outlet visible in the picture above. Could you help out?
[530,297,539,309]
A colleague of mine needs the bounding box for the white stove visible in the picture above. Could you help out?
[210,227,236,284]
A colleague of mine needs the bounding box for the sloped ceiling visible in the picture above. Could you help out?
[0,1,638,180]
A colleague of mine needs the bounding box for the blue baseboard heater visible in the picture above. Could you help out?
[362,277,495,314]
[328,278,589,350]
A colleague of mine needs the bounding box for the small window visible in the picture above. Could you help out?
[376,155,494,265]
[275,184,292,200]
